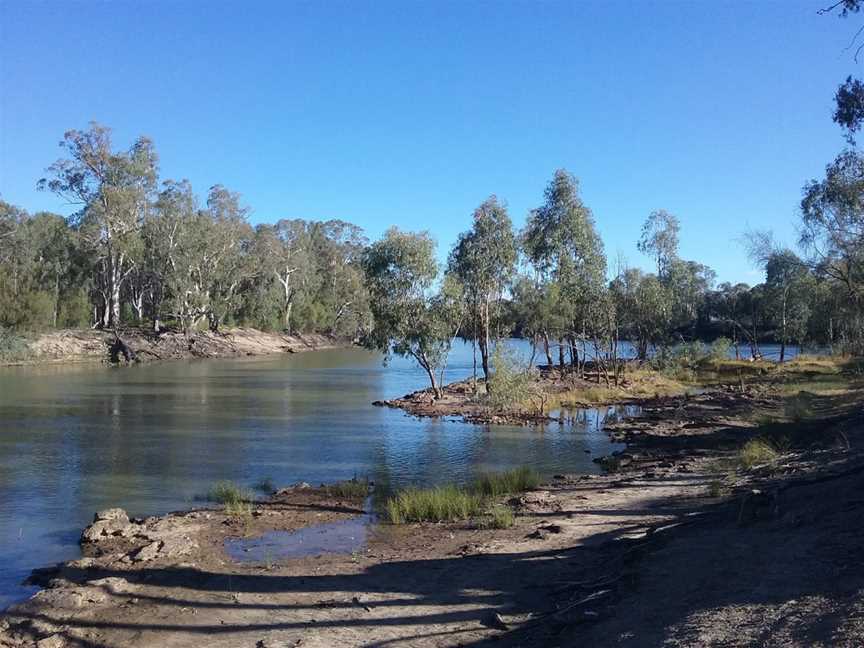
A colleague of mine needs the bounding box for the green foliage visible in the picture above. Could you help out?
[486,345,535,410]
[709,337,733,360]
[0,328,31,362]
[385,485,486,524]
[475,505,516,529]
[363,228,460,395]
[470,467,541,497]
[208,481,254,507]
[325,478,370,499]
[738,438,781,469]
[385,468,540,524]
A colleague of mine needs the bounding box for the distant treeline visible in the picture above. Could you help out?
[1,123,861,383]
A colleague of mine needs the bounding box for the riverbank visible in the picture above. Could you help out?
[3,357,861,647]
[3,328,349,367]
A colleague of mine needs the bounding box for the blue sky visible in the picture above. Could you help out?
[0,1,858,284]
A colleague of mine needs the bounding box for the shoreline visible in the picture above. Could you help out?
[1,328,352,368]
[2,360,863,647]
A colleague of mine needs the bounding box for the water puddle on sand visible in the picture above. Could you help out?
[224,497,375,563]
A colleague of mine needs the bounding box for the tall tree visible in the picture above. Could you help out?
[637,209,680,279]
[363,228,461,398]
[523,170,606,372]
[38,123,158,328]
[448,196,517,385]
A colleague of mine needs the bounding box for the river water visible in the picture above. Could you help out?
[0,341,648,609]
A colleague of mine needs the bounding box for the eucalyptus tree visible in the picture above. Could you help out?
[38,123,158,328]
[448,196,517,384]
[638,209,680,279]
[522,170,606,371]
[200,185,255,331]
[363,228,462,398]
[254,219,311,333]
[764,250,813,361]
[800,150,864,299]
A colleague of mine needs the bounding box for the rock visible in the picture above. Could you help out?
[94,508,129,523]
[132,541,162,562]
[159,535,196,559]
[482,611,510,630]
[36,635,65,648]
[87,577,128,594]
[81,509,136,543]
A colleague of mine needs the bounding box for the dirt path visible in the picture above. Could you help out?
[3,383,863,647]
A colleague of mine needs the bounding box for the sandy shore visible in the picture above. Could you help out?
[3,328,348,367]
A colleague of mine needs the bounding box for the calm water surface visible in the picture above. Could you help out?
[0,341,642,609]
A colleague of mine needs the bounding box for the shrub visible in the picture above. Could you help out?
[486,345,535,411]
[470,467,541,497]
[0,327,31,362]
[385,485,486,524]
[738,438,781,469]
[708,337,733,361]
[784,392,814,422]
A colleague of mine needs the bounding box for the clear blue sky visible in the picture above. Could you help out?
[0,1,858,285]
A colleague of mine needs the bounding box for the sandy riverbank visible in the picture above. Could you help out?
[3,328,349,367]
[3,362,863,647]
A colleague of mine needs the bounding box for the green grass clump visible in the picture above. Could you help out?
[325,478,370,499]
[470,467,541,497]
[476,505,516,529]
[385,485,486,524]
[224,499,253,516]
[738,438,781,469]
[209,481,254,506]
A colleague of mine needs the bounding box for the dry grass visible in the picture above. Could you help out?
[546,369,688,409]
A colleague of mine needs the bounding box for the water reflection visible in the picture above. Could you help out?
[0,340,726,608]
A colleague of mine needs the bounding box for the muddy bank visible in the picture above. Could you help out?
[3,381,864,647]
[7,328,349,367]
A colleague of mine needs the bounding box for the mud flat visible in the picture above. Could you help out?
[3,366,864,647]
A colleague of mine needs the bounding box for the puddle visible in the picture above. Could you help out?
[224,497,375,563]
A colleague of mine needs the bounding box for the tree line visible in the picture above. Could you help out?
[1,124,370,338]
[1,121,862,393]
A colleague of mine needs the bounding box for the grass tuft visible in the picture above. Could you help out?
[470,467,541,497]
[475,505,516,529]
[738,438,781,469]
[209,481,255,515]
[325,478,370,499]
[385,485,486,524]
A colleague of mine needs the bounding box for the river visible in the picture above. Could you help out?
[0,340,647,609]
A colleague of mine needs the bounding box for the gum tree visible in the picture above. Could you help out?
[448,196,517,385]
[363,228,462,398]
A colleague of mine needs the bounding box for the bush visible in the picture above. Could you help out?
[0,327,31,362]
[470,467,541,497]
[708,337,733,361]
[385,485,486,524]
[487,345,535,410]
[738,438,781,469]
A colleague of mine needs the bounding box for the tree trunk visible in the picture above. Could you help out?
[479,299,491,383]
[284,301,293,334]
[542,332,553,367]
